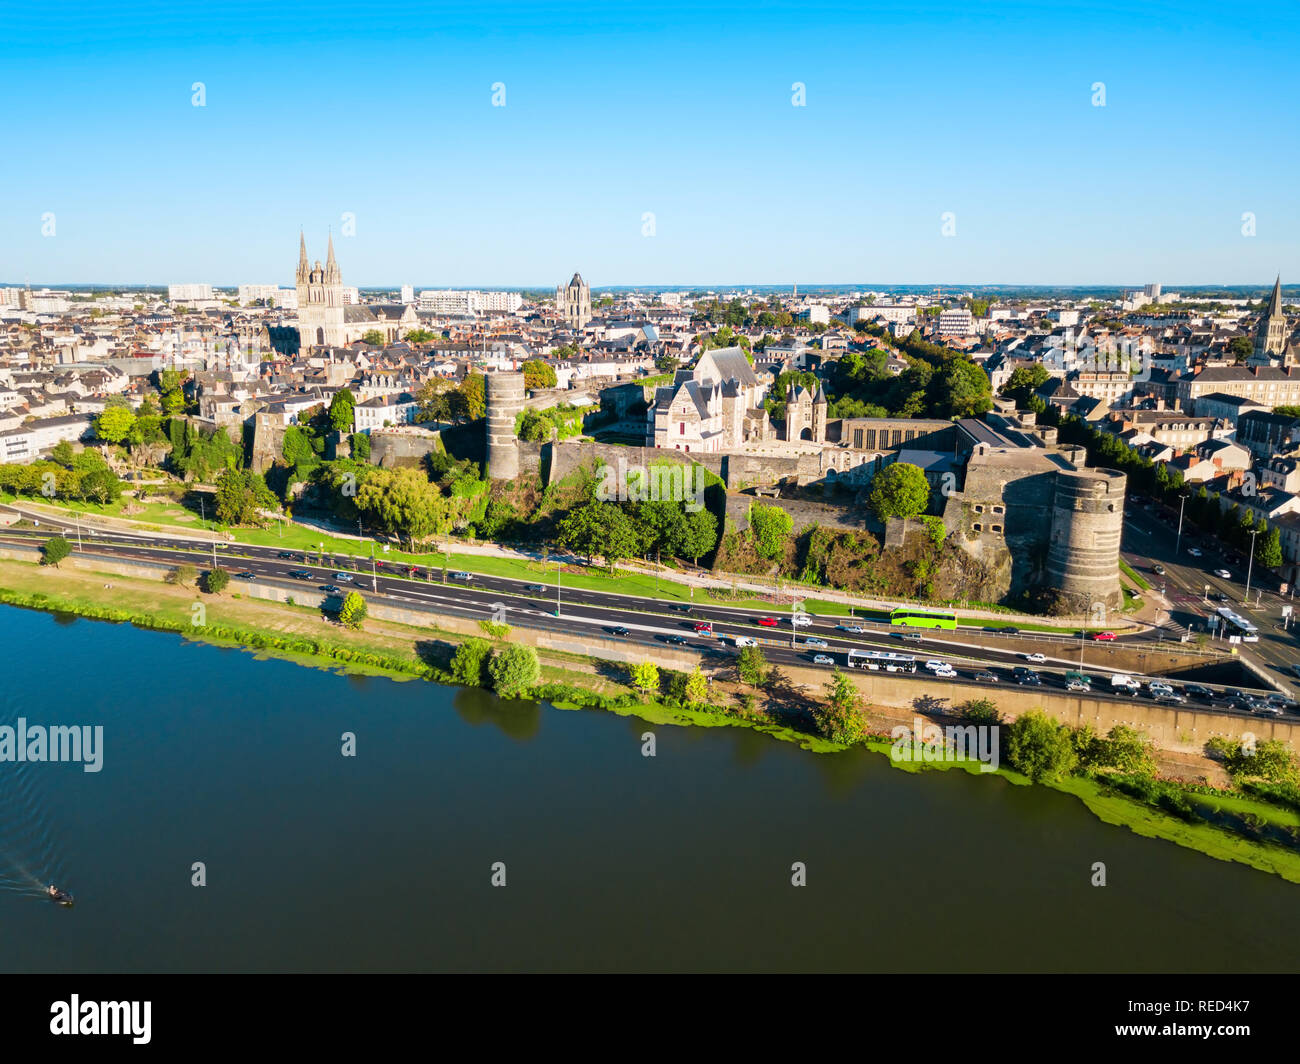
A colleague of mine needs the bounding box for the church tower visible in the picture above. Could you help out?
[556,272,592,329]
[296,230,347,351]
[1255,275,1289,362]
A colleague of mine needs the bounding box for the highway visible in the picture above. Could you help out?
[0,514,1291,722]
[1120,493,1300,692]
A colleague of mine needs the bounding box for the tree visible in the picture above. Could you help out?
[816,670,867,743]
[749,503,793,559]
[338,590,367,630]
[450,638,493,686]
[522,359,557,389]
[1228,336,1254,363]
[737,645,767,688]
[1006,711,1077,782]
[1257,525,1283,568]
[631,661,660,696]
[215,469,277,526]
[166,562,197,587]
[959,697,1002,725]
[94,405,136,445]
[79,467,122,505]
[1000,364,1050,404]
[488,644,540,698]
[204,567,229,594]
[349,432,371,461]
[41,535,71,567]
[556,502,639,571]
[1086,724,1157,776]
[328,388,356,432]
[50,440,75,467]
[458,372,486,420]
[355,466,454,549]
[1212,737,1298,783]
[683,667,709,705]
[361,330,385,347]
[677,506,718,565]
[867,462,930,523]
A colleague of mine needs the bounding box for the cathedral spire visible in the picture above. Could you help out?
[325,230,341,284]
[296,229,310,283]
[1268,274,1283,317]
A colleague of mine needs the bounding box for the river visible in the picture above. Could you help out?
[1,605,1296,973]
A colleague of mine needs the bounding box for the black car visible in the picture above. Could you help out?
[319,584,341,594]
[525,584,547,593]
[1016,670,1042,686]
[288,569,312,580]
[278,551,294,559]
[1209,591,1228,602]
[670,604,692,613]
[665,635,687,645]
[1000,626,1019,635]
[234,570,256,580]
[1181,683,1213,701]
[609,626,630,636]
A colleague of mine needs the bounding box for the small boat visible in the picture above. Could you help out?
[46,884,74,907]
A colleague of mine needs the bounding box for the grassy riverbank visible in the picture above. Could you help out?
[1,555,1296,883]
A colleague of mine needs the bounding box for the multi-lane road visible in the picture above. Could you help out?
[1120,494,1300,688]
[0,514,1292,721]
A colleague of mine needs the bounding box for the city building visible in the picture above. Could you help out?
[557,272,592,329]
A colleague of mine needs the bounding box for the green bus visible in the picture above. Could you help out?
[890,607,958,630]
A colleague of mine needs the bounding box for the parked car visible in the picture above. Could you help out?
[756,617,779,627]
[803,637,828,648]
[1024,652,1046,663]
[812,654,835,666]
[1214,568,1232,579]
[1090,631,1117,641]
[836,624,865,634]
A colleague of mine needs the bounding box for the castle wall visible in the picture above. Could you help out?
[1046,467,1126,611]
[486,372,526,480]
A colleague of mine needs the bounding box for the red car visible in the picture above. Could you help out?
[1090,631,1117,641]
[693,622,714,634]
[756,617,779,627]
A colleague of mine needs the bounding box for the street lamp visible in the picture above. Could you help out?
[1174,491,1189,556]
[1245,527,1260,605]
[555,557,562,617]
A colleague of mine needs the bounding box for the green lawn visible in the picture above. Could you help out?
[1119,557,1152,591]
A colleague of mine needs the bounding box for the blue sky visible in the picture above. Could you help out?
[2,0,1297,286]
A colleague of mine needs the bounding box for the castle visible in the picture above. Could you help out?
[295,232,417,351]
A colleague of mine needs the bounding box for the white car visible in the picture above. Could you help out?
[836,624,864,634]
[803,637,828,648]
[1214,568,1232,579]
[1187,547,1203,557]
[1024,652,1046,664]
[924,660,956,677]
[1148,682,1174,698]
[791,614,813,627]
[812,654,835,666]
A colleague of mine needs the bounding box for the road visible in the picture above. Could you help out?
[1121,494,1300,691]
[0,515,1290,723]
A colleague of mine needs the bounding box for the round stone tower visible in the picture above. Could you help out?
[486,371,526,480]
[1045,467,1126,612]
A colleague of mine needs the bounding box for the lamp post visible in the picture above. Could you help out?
[1174,491,1189,556]
[555,558,562,617]
[370,542,377,592]
[1245,527,1260,606]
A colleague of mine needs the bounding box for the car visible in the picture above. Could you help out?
[288,569,312,580]
[1214,568,1232,579]
[803,637,828,648]
[609,626,629,637]
[665,635,687,645]
[924,660,956,677]
[319,584,341,593]
[836,624,864,634]
[756,617,779,627]
[999,626,1020,635]
[812,654,835,666]
[894,630,922,642]
[1254,704,1284,716]
[790,614,813,627]
[1065,680,1091,693]
[1208,591,1228,602]
[525,584,547,593]
[1017,672,1042,686]
[1181,683,1213,701]
[670,604,692,613]
[1152,564,1166,575]
[449,571,473,581]
[1290,664,1300,681]
[693,622,714,634]
[974,670,998,683]
[1265,694,1299,712]
[1187,547,1203,557]
[1090,631,1117,641]
[333,572,354,582]
[278,551,294,559]
[1024,652,1046,663]
[234,570,256,580]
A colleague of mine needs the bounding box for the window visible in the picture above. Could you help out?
[992,505,1005,515]
[972,523,983,533]
[991,524,1003,534]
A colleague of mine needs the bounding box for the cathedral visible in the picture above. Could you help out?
[556,271,592,329]
[1252,275,1295,365]
[295,232,417,351]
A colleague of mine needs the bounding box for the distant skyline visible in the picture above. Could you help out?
[4,1,1299,286]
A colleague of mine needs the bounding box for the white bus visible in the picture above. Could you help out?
[847,649,917,673]
[1216,606,1259,642]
